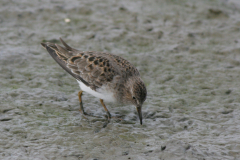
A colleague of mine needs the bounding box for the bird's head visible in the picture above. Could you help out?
[123,76,147,125]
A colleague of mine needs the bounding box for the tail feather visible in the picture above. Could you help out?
[60,38,78,52]
[41,42,69,61]
[55,44,73,58]
[40,38,90,86]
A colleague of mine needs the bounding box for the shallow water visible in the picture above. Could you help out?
[1,0,240,159]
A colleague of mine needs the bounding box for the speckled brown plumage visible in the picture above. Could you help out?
[41,38,147,125]
[41,39,139,91]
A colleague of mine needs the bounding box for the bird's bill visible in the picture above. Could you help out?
[136,106,142,125]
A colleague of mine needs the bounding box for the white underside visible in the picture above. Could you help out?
[77,80,116,102]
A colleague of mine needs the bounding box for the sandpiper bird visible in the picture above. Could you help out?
[41,38,147,124]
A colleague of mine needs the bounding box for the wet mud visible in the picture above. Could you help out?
[1,0,240,159]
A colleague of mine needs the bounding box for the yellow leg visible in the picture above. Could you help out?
[78,91,86,115]
[100,99,111,120]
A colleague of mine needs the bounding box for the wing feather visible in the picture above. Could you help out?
[41,38,139,91]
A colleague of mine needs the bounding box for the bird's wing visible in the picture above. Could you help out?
[41,38,126,90]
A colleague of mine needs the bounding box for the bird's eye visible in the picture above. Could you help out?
[132,96,136,100]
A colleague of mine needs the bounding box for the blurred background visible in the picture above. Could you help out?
[1,0,240,159]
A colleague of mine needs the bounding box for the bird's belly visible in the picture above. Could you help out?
[77,80,116,102]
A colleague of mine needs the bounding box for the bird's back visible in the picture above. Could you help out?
[41,38,139,91]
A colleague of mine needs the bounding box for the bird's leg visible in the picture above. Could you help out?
[78,90,86,115]
[99,99,125,125]
[78,91,100,118]
[100,99,111,120]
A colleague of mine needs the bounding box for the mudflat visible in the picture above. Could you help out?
[0,0,240,159]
